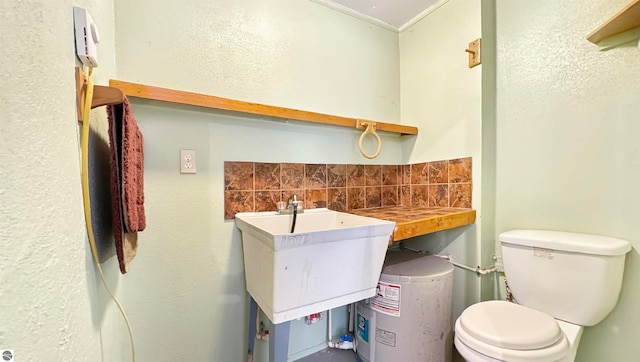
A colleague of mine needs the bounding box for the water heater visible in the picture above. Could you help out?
[356,251,454,362]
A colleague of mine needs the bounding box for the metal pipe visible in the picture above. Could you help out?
[327,309,334,348]
[397,245,503,276]
[432,254,501,275]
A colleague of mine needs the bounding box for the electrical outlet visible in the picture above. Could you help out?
[180,149,197,174]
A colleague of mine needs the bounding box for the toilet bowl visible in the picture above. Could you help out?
[454,301,583,362]
[454,230,630,362]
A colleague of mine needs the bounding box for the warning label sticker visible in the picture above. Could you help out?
[375,327,397,347]
[371,281,401,317]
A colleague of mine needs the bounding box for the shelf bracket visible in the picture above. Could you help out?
[594,27,640,51]
[75,67,125,122]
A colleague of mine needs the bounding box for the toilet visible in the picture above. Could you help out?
[454,229,631,362]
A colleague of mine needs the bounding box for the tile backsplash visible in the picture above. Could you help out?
[224,157,472,219]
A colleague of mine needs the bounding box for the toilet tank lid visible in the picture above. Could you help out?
[500,230,631,256]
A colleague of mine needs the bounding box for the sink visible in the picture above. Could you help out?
[235,208,396,324]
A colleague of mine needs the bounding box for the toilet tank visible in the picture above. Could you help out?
[500,230,631,326]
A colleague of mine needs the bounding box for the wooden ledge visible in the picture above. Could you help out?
[348,206,476,243]
[587,0,640,44]
[109,79,418,136]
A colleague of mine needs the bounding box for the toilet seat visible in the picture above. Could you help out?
[455,301,569,361]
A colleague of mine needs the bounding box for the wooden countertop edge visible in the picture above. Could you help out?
[391,209,477,243]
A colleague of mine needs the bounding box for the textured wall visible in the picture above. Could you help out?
[399,0,484,328]
[0,0,115,360]
[400,0,482,165]
[115,0,400,124]
[495,0,640,360]
[110,0,402,360]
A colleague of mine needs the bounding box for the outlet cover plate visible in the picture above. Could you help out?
[180,149,197,174]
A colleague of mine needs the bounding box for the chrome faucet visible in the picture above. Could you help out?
[277,194,304,214]
[289,194,299,209]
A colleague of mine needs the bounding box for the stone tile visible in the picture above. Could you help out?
[305,164,327,189]
[347,164,365,187]
[328,188,347,211]
[281,163,304,189]
[402,164,411,185]
[255,162,280,190]
[449,157,472,183]
[224,161,254,190]
[411,162,429,185]
[382,165,399,186]
[327,164,347,188]
[450,183,472,208]
[366,186,381,208]
[429,160,448,184]
[365,165,381,186]
[224,191,253,219]
[255,190,280,212]
[347,187,365,210]
[411,185,429,207]
[224,157,473,218]
[401,185,411,207]
[382,186,399,207]
[305,189,327,209]
[428,184,449,207]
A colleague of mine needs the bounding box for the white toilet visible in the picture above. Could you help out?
[454,229,631,362]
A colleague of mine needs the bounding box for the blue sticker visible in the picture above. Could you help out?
[357,313,369,343]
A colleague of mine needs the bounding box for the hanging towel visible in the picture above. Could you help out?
[119,98,146,232]
[107,97,145,273]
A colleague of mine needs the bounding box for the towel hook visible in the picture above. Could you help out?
[356,120,381,159]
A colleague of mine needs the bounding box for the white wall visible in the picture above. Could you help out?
[495,0,640,360]
[399,0,484,324]
[0,0,116,360]
[109,0,402,360]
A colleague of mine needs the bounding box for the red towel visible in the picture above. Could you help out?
[119,99,146,232]
[107,97,145,273]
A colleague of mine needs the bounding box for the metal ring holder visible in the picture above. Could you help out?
[356,120,381,159]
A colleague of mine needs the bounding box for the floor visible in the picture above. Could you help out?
[296,348,360,362]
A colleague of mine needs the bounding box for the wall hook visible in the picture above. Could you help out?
[465,38,482,68]
[356,120,381,159]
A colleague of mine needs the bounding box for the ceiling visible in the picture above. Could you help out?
[330,0,440,28]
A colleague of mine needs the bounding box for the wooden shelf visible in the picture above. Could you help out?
[348,206,476,243]
[587,0,640,44]
[109,80,418,136]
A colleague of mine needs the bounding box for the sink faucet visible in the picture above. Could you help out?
[289,194,299,209]
[278,194,304,214]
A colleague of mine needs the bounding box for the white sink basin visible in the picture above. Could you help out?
[235,208,395,324]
